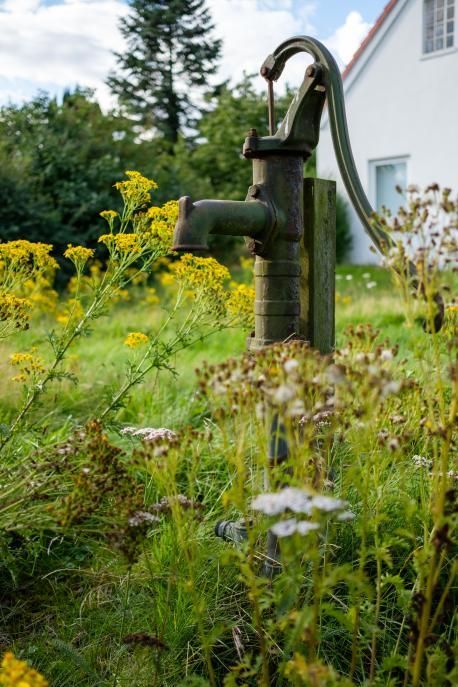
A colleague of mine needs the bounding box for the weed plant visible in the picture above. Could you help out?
[0,183,456,686]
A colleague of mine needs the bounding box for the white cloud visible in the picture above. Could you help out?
[206,0,316,93]
[0,0,126,107]
[0,1,372,109]
[323,11,372,68]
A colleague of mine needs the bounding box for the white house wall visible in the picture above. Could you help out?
[317,0,458,263]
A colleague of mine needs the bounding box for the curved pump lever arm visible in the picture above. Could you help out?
[261,36,444,331]
[261,36,395,262]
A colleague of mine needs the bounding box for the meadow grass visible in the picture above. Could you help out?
[0,265,418,428]
[0,264,456,687]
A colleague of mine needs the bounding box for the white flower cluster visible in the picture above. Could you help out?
[121,426,177,442]
[251,487,355,538]
[412,455,458,480]
[271,519,320,538]
[128,511,160,527]
[413,454,433,469]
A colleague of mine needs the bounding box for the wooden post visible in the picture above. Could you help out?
[300,178,336,354]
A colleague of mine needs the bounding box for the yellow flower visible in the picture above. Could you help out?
[0,294,32,331]
[226,283,255,324]
[55,298,85,327]
[446,304,458,312]
[99,233,142,255]
[144,287,160,305]
[0,652,48,687]
[9,349,45,381]
[147,200,178,252]
[64,244,94,271]
[124,331,149,348]
[100,210,118,221]
[171,254,229,296]
[112,288,130,303]
[159,271,174,287]
[115,171,158,207]
[239,255,254,272]
[0,240,57,273]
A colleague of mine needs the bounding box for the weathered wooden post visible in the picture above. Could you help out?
[173,36,443,575]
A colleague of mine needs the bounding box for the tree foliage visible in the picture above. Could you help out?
[0,80,352,267]
[108,0,222,143]
[0,89,147,261]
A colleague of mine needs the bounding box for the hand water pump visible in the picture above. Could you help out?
[172,36,444,574]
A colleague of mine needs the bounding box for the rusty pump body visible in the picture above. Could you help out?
[173,36,432,351]
[173,37,335,352]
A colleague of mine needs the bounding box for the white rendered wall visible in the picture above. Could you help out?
[317,0,458,263]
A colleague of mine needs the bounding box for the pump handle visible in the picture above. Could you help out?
[261,36,444,331]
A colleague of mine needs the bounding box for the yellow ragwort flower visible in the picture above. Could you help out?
[0,651,48,687]
[115,171,158,207]
[0,294,32,330]
[124,331,149,348]
[64,244,95,271]
[171,254,229,295]
[147,200,178,252]
[226,283,255,324]
[100,210,119,222]
[98,233,142,255]
[9,349,45,381]
[55,298,85,327]
[145,287,160,305]
[0,240,57,272]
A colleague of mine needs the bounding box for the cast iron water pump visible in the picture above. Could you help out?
[173,36,440,352]
[172,36,444,573]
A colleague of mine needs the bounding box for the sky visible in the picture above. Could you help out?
[0,0,388,108]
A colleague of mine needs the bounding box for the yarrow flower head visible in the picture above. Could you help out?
[128,511,160,527]
[251,487,351,518]
[124,332,149,348]
[271,518,320,538]
[121,426,177,443]
[0,651,48,687]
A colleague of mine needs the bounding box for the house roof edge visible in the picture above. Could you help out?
[342,0,403,80]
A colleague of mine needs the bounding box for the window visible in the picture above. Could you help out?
[370,158,408,215]
[424,0,455,53]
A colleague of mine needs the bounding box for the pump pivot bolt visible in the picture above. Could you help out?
[306,64,316,77]
[260,66,269,77]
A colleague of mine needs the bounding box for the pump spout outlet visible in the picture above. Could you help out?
[172,195,272,252]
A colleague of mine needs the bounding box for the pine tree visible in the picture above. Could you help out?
[108,0,222,144]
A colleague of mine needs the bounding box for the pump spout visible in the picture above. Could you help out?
[172,195,272,252]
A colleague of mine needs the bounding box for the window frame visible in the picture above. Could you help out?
[368,156,410,216]
[422,0,455,56]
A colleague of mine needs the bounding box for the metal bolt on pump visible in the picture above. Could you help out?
[172,36,444,575]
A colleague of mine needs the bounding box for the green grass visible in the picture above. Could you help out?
[0,264,455,686]
[0,265,425,430]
